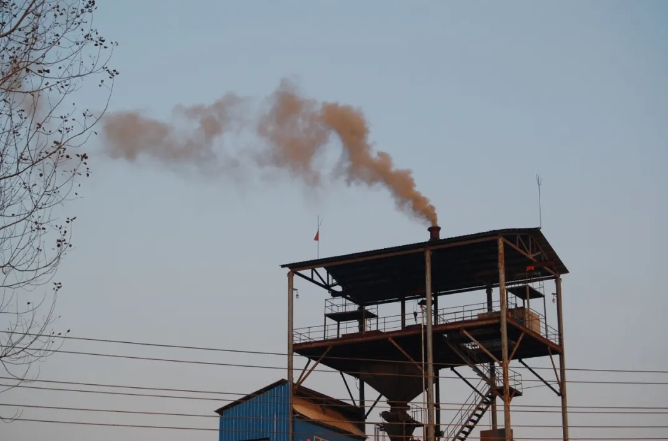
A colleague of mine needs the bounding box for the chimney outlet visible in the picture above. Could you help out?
[428,226,441,241]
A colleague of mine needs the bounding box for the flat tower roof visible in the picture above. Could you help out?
[281,227,567,305]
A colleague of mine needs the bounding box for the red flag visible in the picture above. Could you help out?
[313,229,319,241]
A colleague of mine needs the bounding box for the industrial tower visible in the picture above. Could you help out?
[282,227,569,441]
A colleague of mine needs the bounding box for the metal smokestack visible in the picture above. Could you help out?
[428,226,441,241]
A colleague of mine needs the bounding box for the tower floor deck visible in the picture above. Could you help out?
[294,313,561,375]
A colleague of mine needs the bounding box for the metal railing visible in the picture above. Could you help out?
[436,299,515,324]
[373,404,426,441]
[374,424,387,441]
[293,318,381,343]
[494,365,524,394]
[442,377,489,441]
[447,332,524,395]
[442,342,522,441]
[410,403,425,429]
[294,298,558,345]
[325,297,379,317]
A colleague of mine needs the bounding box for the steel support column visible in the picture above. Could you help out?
[360,379,366,435]
[425,249,435,441]
[486,286,498,430]
[287,271,294,441]
[401,297,406,329]
[434,295,440,438]
[556,277,570,441]
[498,238,512,441]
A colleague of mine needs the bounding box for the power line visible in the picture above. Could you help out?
[0,402,216,418]
[19,345,668,384]
[3,401,668,428]
[2,383,227,403]
[0,331,283,357]
[4,382,668,412]
[0,376,246,398]
[6,418,668,439]
[2,402,668,419]
[3,330,667,375]
[13,418,215,432]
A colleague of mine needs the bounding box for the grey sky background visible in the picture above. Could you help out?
[3,1,667,440]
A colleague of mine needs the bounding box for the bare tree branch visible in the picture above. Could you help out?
[0,0,118,421]
[0,0,39,39]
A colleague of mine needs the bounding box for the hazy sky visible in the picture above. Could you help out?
[3,1,667,440]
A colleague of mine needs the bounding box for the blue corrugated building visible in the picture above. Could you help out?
[215,379,367,441]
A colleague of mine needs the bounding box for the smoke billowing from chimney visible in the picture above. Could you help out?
[102,79,438,225]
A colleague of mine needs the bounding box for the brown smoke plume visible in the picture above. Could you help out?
[102,79,438,225]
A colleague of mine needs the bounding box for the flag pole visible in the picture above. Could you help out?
[314,216,323,258]
[316,215,321,259]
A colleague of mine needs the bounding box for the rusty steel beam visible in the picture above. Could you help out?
[498,237,512,441]
[365,393,383,419]
[312,268,327,286]
[519,359,561,397]
[401,297,406,329]
[514,234,542,258]
[340,372,357,406]
[425,248,436,441]
[287,271,295,441]
[502,238,558,277]
[295,346,332,389]
[388,337,423,373]
[461,329,500,364]
[286,236,498,272]
[288,247,422,272]
[451,367,487,399]
[509,332,525,361]
[359,378,365,433]
[556,277,570,441]
[548,347,561,384]
[487,286,498,430]
[294,270,341,293]
[295,359,311,387]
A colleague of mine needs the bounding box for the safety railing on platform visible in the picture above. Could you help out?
[294,298,558,344]
[495,365,524,394]
[436,299,515,324]
[325,298,380,317]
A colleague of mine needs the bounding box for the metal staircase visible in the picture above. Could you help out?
[443,379,495,441]
[443,333,523,399]
[442,333,523,441]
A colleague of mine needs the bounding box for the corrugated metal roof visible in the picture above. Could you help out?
[215,378,365,439]
[217,380,290,441]
[280,227,568,305]
[215,379,288,415]
[293,396,365,438]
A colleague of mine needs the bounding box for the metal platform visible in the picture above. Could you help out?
[294,312,561,375]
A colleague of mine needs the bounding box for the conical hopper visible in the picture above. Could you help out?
[357,362,425,404]
[358,361,430,441]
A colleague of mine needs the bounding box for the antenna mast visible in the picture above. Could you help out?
[536,174,543,229]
